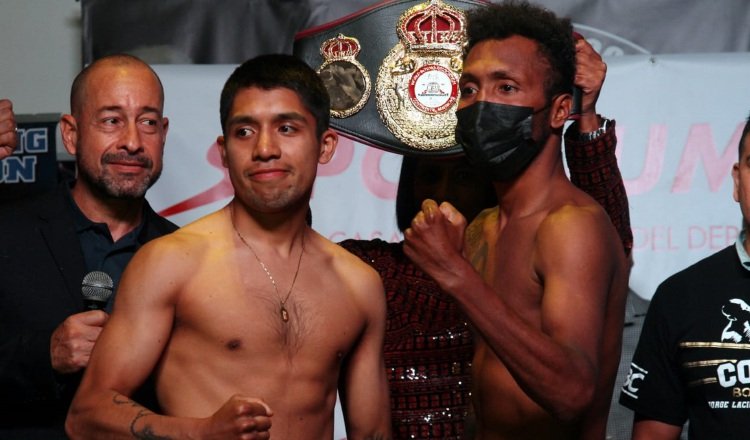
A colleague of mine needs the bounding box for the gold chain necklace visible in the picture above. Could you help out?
[230,206,304,323]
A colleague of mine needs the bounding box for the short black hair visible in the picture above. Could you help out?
[740,112,750,158]
[465,0,575,99]
[220,54,330,138]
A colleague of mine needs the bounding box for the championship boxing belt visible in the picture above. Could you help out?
[294,0,487,157]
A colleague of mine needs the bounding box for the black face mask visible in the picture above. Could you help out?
[455,101,546,182]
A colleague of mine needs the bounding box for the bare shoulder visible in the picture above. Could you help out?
[537,201,623,265]
[310,232,380,280]
[119,210,228,300]
[136,210,223,263]
[465,206,498,270]
[467,207,497,243]
[310,231,385,309]
[541,201,612,236]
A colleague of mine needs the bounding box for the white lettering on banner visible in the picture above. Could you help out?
[708,400,728,408]
[20,128,49,154]
[732,401,750,408]
[0,127,49,183]
[0,156,37,183]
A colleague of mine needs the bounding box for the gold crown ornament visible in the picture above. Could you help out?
[317,33,372,119]
[376,0,467,151]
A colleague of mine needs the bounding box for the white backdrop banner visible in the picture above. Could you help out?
[151,52,750,303]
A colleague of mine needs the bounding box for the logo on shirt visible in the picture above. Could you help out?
[621,362,647,399]
[721,298,750,343]
[624,297,750,413]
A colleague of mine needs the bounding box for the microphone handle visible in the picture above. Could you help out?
[83,299,108,311]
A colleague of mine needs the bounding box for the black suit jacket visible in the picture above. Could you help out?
[0,183,177,439]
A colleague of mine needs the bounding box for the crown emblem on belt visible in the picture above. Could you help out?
[376,0,467,152]
[399,0,466,52]
[318,33,371,119]
[321,33,362,59]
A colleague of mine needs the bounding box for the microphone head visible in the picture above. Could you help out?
[81,271,114,311]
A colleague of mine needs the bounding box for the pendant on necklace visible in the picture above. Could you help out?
[281,305,289,323]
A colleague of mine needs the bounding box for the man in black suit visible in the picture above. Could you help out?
[0,54,177,439]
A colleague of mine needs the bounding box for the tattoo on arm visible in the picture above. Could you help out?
[465,212,490,276]
[113,394,146,409]
[131,410,172,440]
[471,241,489,278]
[112,394,171,440]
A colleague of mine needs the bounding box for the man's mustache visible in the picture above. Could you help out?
[102,153,153,168]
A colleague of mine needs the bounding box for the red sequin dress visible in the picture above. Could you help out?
[340,239,473,439]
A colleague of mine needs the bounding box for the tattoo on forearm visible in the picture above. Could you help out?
[112,394,171,440]
[113,394,145,408]
[130,409,172,440]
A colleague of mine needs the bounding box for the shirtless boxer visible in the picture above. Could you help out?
[66,54,390,440]
[403,2,630,439]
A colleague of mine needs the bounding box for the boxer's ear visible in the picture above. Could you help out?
[318,128,337,164]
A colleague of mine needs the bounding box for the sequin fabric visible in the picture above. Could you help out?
[340,239,474,439]
[564,118,633,254]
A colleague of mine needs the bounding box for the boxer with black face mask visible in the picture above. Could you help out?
[455,100,552,181]
[403,2,630,440]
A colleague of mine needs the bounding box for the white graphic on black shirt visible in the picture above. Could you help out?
[622,362,647,399]
[721,298,750,343]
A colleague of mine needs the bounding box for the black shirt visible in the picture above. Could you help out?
[66,185,155,311]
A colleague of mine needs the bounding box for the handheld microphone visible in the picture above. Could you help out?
[81,271,113,311]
